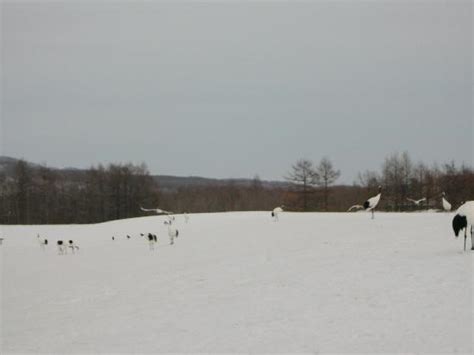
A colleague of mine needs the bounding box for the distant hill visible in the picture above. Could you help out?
[0,156,49,177]
[0,156,290,190]
[153,175,290,192]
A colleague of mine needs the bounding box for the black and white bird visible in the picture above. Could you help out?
[441,192,452,211]
[348,186,382,218]
[406,197,426,206]
[363,186,382,219]
[140,206,173,215]
[271,206,284,221]
[168,225,179,245]
[68,240,79,254]
[452,201,474,251]
[37,234,48,250]
[147,233,157,250]
[167,214,176,223]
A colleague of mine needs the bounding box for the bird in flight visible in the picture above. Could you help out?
[140,206,173,215]
[406,197,426,206]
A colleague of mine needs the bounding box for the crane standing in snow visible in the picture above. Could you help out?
[364,186,382,219]
[348,186,382,219]
[68,240,79,254]
[168,225,178,245]
[164,220,179,245]
[147,233,157,250]
[452,201,474,251]
[271,206,284,221]
[37,234,48,250]
[441,192,452,212]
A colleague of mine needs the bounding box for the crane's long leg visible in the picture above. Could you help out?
[371,209,374,219]
[464,229,467,251]
[471,226,474,251]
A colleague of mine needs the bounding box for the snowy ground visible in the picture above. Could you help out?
[1,212,472,354]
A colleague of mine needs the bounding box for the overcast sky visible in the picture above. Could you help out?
[1,0,472,183]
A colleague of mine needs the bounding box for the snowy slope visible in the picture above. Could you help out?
[1,212,472,353]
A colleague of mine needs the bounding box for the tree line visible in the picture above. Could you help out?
[285,152,474,212]
[0,161,286,224]
[0,152,473,224]
[1,161,159,224]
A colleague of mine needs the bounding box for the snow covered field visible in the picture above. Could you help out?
[1,212,472,353]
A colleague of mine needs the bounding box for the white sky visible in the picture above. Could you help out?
[1,0,472,182]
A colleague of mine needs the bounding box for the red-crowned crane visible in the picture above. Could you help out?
[164,219,179,245]
[140,206,173,215]
[37,234,48,250]
[271,206,284,221]
[441,192,452,211]
[406,197,426,206]
[363,186,382,219]
[452,201,474,251]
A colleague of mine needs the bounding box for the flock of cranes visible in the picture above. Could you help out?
[140,206,182,246]
[139,187,471,253]
[348,189,453,217]
[2,184,467,254]
[0,188,469,257]
[140,188,467,245]
[25,189,473,254]
[269,188,471,252]
[347,188,472,251]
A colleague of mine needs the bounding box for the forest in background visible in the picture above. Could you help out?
[0,152,473,225]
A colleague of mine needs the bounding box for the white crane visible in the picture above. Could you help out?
[452,201,474,251]
[348,186,382,219]
[140,206,173,215]
[167,223,179,245]
[271,206,284,221]
[406,197,426,206]
[363,186,382,219]
[37,234,48,250]
[441,192,452,211]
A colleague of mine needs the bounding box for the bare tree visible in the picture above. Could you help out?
[400,151,413,203]
[382,152,414,210]
[1,153,472,223]
[314,157,341,211]
[285,159,317,211]
[357,170,380,192]
[15,160,32,224]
